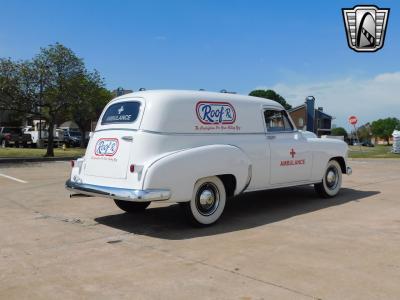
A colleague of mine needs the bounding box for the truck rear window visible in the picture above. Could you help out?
[101,101,141,125]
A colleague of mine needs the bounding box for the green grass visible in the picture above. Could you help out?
[0,147,86,158]
[349,145,400,159]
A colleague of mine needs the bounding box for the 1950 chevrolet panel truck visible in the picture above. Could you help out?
[66,90,352,225]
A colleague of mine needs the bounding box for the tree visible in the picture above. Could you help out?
[0,58,41,118]
[68,71,112,147]
[357,124,372,142]
[331,127,348,139]
[34,43,85,156]
[249,89,292,110]
[371,118,400,145]
[0,43,100,156]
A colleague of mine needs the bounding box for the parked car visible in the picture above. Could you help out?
[22,126,65,148]
[0,127,33,148]
[62,129,83,147]
[361,140,375,147]
[23,126,47,147]
[66,90,352,226]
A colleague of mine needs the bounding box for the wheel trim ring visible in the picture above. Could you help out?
[195,183,220,216]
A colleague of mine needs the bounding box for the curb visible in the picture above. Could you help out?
[0,157,79,164]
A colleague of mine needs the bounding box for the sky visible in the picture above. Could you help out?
[0,0,399,129]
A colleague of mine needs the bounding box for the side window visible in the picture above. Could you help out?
[264,110,294,132]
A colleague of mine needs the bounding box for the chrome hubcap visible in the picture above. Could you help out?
[325,167,339,189]
[326,170,336,185]
[199,190,215,206]
[195,183,220,216]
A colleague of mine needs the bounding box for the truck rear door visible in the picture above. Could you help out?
[83,98,145,182]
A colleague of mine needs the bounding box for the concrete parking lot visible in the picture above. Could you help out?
[1,160,400,299]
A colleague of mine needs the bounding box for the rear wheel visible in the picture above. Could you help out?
[314,160,342,198]
[114,200,151,213]
[182,176,226,226]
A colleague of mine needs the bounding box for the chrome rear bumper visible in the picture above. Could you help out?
[65,180,171,202]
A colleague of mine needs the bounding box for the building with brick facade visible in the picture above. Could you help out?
[288,96,333,136]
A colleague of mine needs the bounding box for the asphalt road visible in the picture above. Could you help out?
[1,160,399,299]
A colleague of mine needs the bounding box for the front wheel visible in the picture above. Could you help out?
[114,200,151,213]
[314,160,342,198]
[182,176,226,226]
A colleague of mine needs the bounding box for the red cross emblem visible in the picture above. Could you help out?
[290,148,296,158]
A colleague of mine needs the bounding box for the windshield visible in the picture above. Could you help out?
[69,131,81,137]
[101,101,141,125]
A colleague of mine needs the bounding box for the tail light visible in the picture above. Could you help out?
[129,164,135,173]
[71,160,75,168]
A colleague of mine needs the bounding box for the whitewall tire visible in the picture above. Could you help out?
[314,160,342,198]
[183,176,226,226]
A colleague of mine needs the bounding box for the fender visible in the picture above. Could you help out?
[142,144,252,202]
[308,138,349,181]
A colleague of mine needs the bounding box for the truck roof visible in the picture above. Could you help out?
[112,89,283,109]
[101,89,284,134]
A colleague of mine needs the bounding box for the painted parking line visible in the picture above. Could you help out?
[0,173,28,183]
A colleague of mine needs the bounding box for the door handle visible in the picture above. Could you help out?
[267,135,276,140]
[121,136,133,142]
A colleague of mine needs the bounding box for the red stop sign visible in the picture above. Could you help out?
[349,115,358,125]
